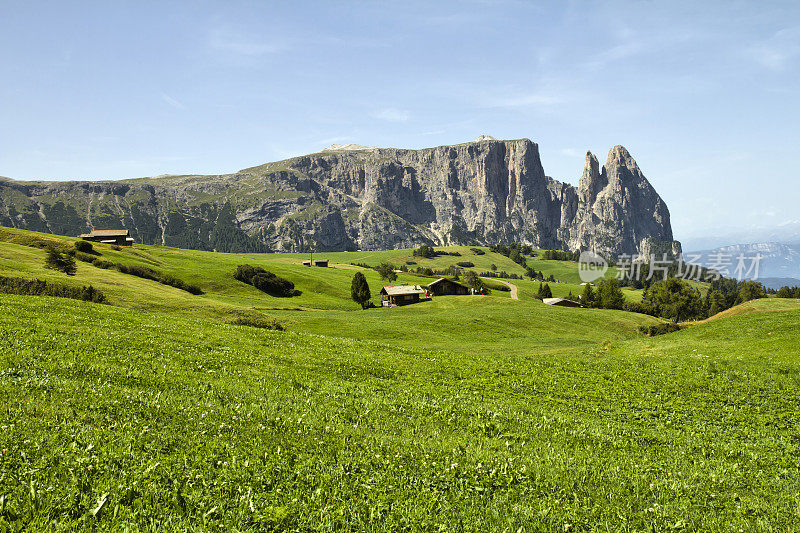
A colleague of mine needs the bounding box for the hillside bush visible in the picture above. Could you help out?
[92,258,114,269]
[251,272,298,297]
[89,260,203,294]
[74,251,97,263]
[456,261,474,268]
[0,275,106,303]
[234,265,298,297]
[470,248,486,255]
[44,248,77,275]
[412,245,436,258]
[74,240,96,254]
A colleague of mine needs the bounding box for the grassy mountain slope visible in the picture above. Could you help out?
[1,226,799,529]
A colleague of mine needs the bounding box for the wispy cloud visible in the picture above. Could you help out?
[373,108,410,122]
[420,130,445,136]
[209,28,285,58]
[746,27,800,71]
[161,93,185,110]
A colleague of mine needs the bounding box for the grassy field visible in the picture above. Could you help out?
[1,227,799,530]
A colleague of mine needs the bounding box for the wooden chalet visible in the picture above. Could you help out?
[543,297,584,308]
[427,277,470,296]
[380,285,426,306]
[78,229,134,246]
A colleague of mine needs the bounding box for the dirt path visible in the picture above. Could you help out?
[485,278,518,299]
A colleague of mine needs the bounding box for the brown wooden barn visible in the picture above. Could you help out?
[427,277,470,296]
[78,229,134,246]
[380,285,426,306]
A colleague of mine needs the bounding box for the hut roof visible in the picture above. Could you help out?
[80,229,130,237]
[427,277,469,289]
[380,285,426,296]
[543,297,584,307]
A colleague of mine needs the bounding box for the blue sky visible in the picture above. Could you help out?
[1,1,798,241]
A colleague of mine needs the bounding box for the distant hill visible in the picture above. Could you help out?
[0,137,678,255]
[686,242,800,285]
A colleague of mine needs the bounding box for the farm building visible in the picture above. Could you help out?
[302,259,329,267]
[427,277,470,296]
[380,285,426,306]
[543,297,584,308]
[78,229,134,246]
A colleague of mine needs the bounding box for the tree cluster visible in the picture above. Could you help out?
[233,265,299,297]
[776,285,800,298]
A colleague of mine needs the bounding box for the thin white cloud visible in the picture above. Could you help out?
[747,27,800,71]
[209,28,285,57]
[161,93,185,110]
[420,130,445,136]
[373,108,410,122]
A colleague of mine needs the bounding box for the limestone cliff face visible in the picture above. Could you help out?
[0,138,679,256]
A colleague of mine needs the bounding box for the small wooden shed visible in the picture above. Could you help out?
[78,229,134,246]
[427,277,470,296]
[380,285,426,306]
[543,297,584,308]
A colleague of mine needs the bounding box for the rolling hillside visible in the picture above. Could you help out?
[1,226,799,530]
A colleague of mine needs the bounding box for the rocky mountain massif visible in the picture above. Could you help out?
[0,137,680,257]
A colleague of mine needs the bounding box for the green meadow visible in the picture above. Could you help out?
[0,227,799,531]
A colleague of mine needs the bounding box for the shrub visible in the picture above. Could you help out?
[405,261,417,265]
[160,274,204,295]
[92,258,114,269]
[0,274,106,303]
[456,261,474,268]
[74,240,95,254]
[229,317,285,330]
[44,248,77,275]
[376,262,397,281]
[638,323,682,336]
[251,272,297,297]
[116,264,160,282]
[234,265,299,297]
[623,301,658,316]
[111,245,121,251]
[470,248,486,255]
[74,251,96,263]
[412,245,436,258]
[233,264,264,285]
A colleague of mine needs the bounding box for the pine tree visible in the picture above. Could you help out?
[581,283,595,307]
[351,272,371,309]
[44,247,77,275]
[541,283,553,299]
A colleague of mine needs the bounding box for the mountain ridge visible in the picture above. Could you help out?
[0,137,679,256]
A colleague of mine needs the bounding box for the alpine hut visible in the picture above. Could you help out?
[380,285,426,306]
